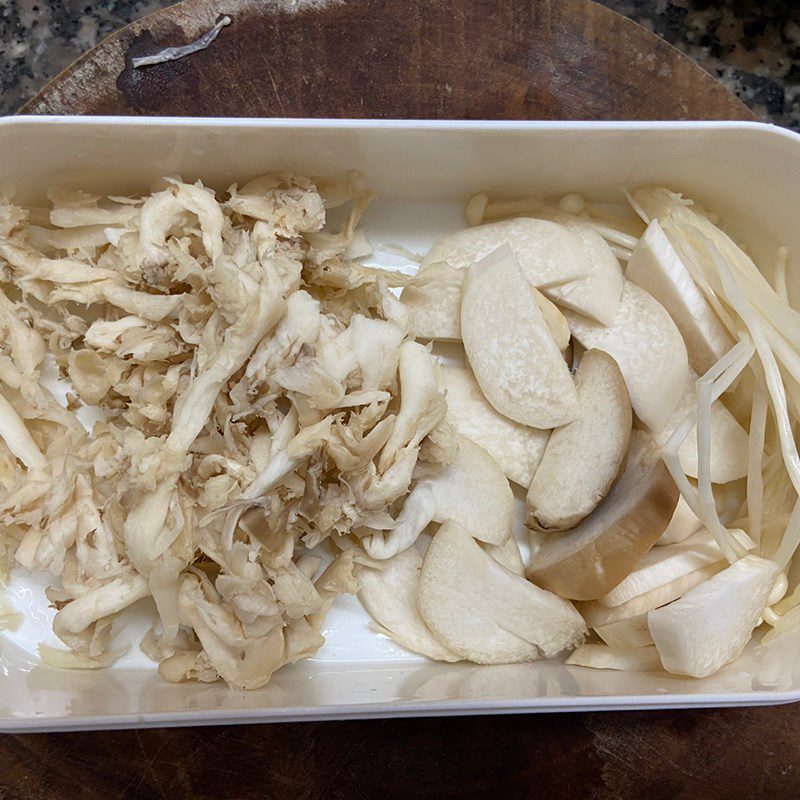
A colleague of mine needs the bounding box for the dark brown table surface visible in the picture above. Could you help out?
[9,1,798,798]
[3,708,798,799]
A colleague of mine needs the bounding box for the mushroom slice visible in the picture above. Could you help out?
[566,644,662,671]
[656,495,704,545]
[461,246,579,429]
[443,365,549,488]
[401,261,463,341]
[533,289,571,352]
[594,615,653,649]
[599,527,755,608]
[418,521,587,664]
[363,436,513,558]
[526,349,632,531]
[426,437,513,546]
[648,555,781,678]
[564,282,689,431]
[483,535,526,577]
[578,563,725,628]
[527,430,679,600]
[654,369,749,484]
[627,219,733,375]
[355,548,460,662]
[403,264,571,347]
[420,217,623,324]
[557,219,624,325]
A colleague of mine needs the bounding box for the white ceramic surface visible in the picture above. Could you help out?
[1,116,800,731]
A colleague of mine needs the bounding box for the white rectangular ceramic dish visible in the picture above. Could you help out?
[2,116,800,732]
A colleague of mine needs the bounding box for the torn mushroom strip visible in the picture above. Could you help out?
[0,175,457,686]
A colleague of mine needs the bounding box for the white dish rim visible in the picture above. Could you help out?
[2,114,800,730]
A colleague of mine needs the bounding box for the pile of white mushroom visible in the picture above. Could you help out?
[0,173,798,688]
[0,174,459,688]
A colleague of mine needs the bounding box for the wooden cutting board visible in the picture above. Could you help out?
[13,3,794,800]
[23,0,752,120]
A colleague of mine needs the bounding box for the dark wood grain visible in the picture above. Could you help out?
[22,0,753,121]
[10,2,783,799]
[2,709,799,799]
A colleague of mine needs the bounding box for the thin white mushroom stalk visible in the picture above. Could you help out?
[747,386,769,548]
[696,338,756,561]
[636,188,800,640]
[773,247,790,304]
[465,192,646,250]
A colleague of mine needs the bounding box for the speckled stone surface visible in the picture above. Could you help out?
[0,0,799,127]
[599,0,800,129]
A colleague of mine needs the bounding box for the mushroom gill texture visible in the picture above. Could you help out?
[0,174,457,687]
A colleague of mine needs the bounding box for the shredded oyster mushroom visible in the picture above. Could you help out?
[0,173,454,689]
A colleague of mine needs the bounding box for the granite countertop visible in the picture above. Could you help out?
[1,0,799,126]
[600,0,800,129]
